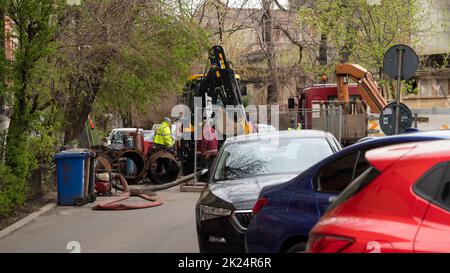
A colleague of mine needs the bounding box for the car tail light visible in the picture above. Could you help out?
[252,197,269,215]
[307,234,354,253]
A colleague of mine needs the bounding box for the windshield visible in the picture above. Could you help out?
[213,137,333,182]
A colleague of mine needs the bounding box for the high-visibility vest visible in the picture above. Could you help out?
[288,124,302,131]
[154,121,173,148]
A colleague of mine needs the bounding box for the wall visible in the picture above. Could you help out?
[415,0,450,55]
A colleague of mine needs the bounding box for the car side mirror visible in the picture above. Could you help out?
[198,169,210,183]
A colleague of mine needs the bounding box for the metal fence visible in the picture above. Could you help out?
[28,164,56,198]
[279,104,450,143]
[279,101,368,145]
[366,108,450,134]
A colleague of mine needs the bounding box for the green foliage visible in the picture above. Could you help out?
[6,131,36,177]
[3,0,65,81]
[96,7,208,114]
[0,0,209,216]
[242,95,250,107]
[29,106,64,164]
[34,0,211,144]
[404,79,419,95]
[0,0,65,213]
[298,0,421,75]
[0,164,26,216]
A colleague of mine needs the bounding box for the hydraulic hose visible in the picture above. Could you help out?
[124,171,201,193]
[93,174,163,210]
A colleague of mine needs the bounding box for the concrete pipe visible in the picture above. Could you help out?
[147,150,180,184]
[113,148,148,185]
[90,146,114,173]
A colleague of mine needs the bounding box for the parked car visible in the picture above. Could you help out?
[246,130,450,253]
[195,130,341,252]
[307,140,450,253]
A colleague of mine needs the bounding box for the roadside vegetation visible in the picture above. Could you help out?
[0,0,208,217]
[0,0,437,217]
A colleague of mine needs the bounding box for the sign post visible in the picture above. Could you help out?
[394,48,404,134]
[379,102,413,136]
[383,44,419,135]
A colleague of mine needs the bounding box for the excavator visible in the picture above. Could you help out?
[335,63,387,113]
[297,63,388,145]
[177,45,252,174]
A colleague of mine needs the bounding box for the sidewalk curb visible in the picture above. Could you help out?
[0,202,57,240]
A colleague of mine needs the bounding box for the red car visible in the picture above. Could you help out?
[307,140,450,253]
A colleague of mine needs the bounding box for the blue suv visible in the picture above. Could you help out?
[245,131,450,253]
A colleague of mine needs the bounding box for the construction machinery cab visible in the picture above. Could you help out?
[178,46,250,174]
[181,46,247,111]
[182,73,246,111]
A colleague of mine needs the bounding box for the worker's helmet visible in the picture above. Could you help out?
[163,117,171,123]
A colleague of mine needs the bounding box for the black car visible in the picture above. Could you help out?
[195,130,341,252]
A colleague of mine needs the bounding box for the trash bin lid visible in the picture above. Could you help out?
[54,149,92,160]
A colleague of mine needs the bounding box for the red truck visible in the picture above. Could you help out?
[294,64,387,145]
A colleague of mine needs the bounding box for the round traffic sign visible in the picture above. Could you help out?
[379,102,413,135]
[383,44,419,80]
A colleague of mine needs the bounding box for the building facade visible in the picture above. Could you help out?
[403,0,450,109]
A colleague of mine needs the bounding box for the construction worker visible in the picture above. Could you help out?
[153,117,174,174]
[288,123,302,131]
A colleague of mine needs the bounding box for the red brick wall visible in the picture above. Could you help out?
[4,16,15,61]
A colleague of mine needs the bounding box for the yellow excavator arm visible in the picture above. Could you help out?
[335,63,387,113]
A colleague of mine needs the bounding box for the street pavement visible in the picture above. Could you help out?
[0,188,201,253]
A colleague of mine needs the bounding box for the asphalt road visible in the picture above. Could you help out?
[0,188,201,253]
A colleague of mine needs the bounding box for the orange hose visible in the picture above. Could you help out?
[93,174,163,210]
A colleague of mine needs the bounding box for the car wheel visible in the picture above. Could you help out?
[286,242,307,253]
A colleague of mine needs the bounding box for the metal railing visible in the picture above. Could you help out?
[279,101,368,144]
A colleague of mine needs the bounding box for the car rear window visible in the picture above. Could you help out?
[326,166,380,213]
[413,163,446,201]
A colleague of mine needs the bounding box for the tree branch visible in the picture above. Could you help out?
[273,0,287,11]
[29,92,39,115]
